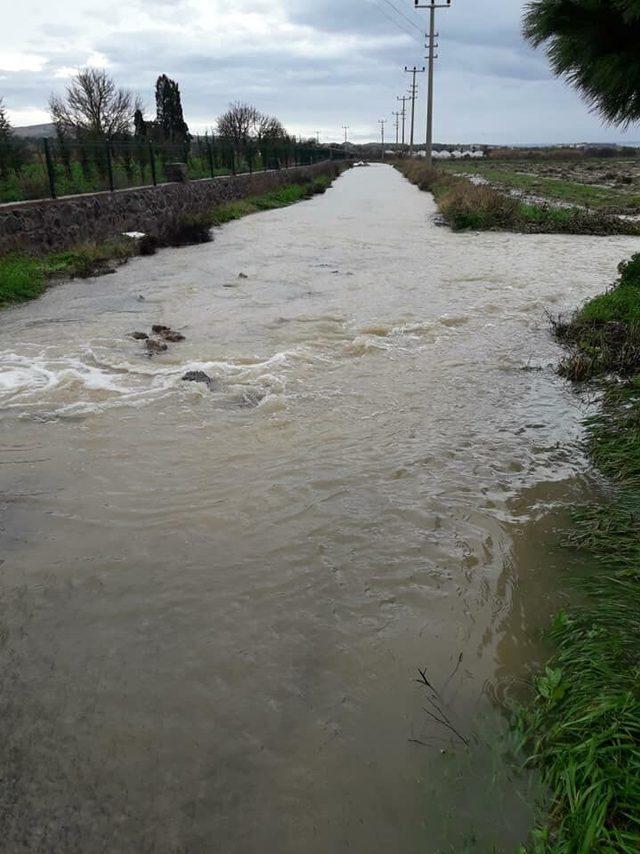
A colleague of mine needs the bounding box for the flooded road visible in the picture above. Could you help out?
[0,164,637,852]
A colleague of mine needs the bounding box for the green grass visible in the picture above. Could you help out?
[396,160,640,236]
[514,254,640,851]
[516,382,640,853]
[0,240,135,306]
[554,255,640,379]
[209,176,331,225]
[0,254,47,304]
[0,175,336,308]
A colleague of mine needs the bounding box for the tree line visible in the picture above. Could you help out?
[0,68,316,182]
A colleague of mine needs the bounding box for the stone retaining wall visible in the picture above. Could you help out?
[0,161,342,255]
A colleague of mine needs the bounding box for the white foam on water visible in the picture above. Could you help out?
[0,314,444,419]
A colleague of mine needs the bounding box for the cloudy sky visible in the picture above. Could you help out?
[1,0,637,144]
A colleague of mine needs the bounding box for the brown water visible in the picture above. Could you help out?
[0,165,636,853]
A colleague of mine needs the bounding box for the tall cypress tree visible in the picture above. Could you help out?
[133,108,147,139]
[154,75,190,145]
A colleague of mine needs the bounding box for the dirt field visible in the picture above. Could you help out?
[441,157,640,214]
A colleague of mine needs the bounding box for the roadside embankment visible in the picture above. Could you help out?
[518,255,640,852]
[0,171,341,307]
[396,160,640,236]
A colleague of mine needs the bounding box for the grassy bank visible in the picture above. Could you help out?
[0,241,137,306]
[518,256,640,852]
[396,160,640,236]
[0,174,334,308]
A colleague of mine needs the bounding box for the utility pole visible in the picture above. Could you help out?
[392,111,401,148]
[396,95,409,148]
[415,0,452,167]
[378,119,386,161]
[404,66,425,157]
[342,125,349,159]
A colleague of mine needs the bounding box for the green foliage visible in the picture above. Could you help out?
[0,99,27,179]
[154,75,190,146]
[555,255,640,378]
[524,1,640,126]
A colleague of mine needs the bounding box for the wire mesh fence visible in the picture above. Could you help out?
[0,135,346,203]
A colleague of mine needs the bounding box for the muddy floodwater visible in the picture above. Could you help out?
[0,165,637,852]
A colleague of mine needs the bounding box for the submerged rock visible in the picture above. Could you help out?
[182,371,219,391]
[145,338,168,354]
[129,331,149,340]
[152,324,186,342]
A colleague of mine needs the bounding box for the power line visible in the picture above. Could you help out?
[379,0,424,33]
[368,0,424,44]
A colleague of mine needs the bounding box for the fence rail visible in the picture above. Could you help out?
[0,135,348,204]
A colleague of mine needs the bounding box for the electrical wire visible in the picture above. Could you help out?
[368,0,424,45]
[379,0,425,34]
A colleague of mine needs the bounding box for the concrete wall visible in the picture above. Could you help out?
[0,161,342,255]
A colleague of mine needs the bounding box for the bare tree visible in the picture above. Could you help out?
[49,68,140,139]
[216,102,261,152]
[257,115,287,141]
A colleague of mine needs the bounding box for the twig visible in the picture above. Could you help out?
[423,708,470,747]
[443,652,463,689]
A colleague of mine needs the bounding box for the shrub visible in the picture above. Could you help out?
[439,182,519,230]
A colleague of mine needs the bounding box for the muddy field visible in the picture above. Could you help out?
[445,157,640,214]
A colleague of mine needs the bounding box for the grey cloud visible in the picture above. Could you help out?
[2,0,637,143]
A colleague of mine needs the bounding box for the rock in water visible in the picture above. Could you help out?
[145,338,168,354]
[152,325,186,342]
[129,331,149,340]
[182,371,219,391]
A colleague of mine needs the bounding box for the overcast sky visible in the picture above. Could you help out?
[1,0,637,144]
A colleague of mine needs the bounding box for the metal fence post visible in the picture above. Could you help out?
[106,141,115,191]
[43,138,56,199]
[149,143,157,186]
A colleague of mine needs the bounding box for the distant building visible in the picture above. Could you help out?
[431,148,485,160]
